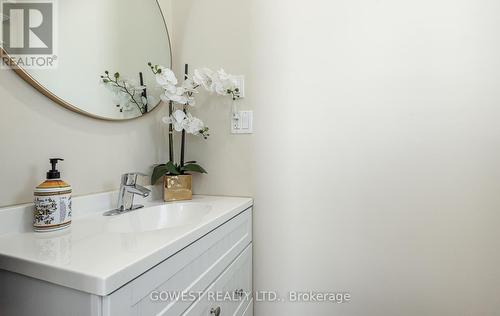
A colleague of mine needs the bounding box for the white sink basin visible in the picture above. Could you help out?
[106,203,212,233]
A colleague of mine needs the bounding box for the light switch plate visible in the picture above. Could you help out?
[231,110,253,134]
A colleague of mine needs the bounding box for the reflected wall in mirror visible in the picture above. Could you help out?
[2,0,171,120]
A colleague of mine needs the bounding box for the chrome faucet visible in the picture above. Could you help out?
[103,173,151,216]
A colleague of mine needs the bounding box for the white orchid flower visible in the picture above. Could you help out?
[161,85,186,104]
[193,68,214,92]
[155,67,178,87]
[184,113,205,135]
[162,111,208,138]
[103,82,121,94]
[164,91,188,104]
[164,110,187,132]
[182,78,198,93]
[180,79,198,106]
[159,93,170,103]
[211,68,238,96]
[152,64,237,109]
[104,78,143,108]
[184,96,196,106]
[216,68,232,81]
[212,81,226,95]
[145,94,157,106]
[164,83,177,94]
[118,93,131,108]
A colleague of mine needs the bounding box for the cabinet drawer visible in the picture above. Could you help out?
[182,244,253,316]
[104,208,252,316]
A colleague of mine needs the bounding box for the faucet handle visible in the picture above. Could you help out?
[121,172,148,185]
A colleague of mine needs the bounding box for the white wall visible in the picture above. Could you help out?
[170,0,500,315]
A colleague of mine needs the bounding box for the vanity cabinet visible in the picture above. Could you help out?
[105,208,253,316]
[0,207,253,316]
[182,245,252,316]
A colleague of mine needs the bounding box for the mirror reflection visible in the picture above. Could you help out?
[4,0,171,120]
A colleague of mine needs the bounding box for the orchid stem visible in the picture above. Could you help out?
[180,64,189,169]
[180,128,186,168]
[168,101,174,162]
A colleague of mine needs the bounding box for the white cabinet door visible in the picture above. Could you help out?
[182,244,253,316]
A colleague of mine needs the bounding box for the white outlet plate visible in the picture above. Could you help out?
[232,111,253,134]
[234,75,245,99]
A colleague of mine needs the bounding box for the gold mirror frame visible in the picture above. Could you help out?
[1,0,172,121]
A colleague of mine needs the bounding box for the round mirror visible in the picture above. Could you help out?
[2,0,171,120]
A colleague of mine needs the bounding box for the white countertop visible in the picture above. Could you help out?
[0,192,253,296]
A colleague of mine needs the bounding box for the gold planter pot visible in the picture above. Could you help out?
[164,175,192,202]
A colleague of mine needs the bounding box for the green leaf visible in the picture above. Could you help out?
[165,161,181,175]
[151,164,167,185]
[181,163,207,174]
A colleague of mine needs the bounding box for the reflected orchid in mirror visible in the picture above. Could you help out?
[99,71,150,114]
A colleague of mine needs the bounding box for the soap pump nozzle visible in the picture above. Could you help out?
[47,158,64,179]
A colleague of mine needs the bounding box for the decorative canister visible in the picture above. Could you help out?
[33,158,72,232]
[164,175,192,202]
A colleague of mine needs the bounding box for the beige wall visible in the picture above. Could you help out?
[0,70,169,207]
[169,0,254,197]
[3,0,500,315]
[0,0,253,204]
[250,0,500,315]
[172,0,500,315]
